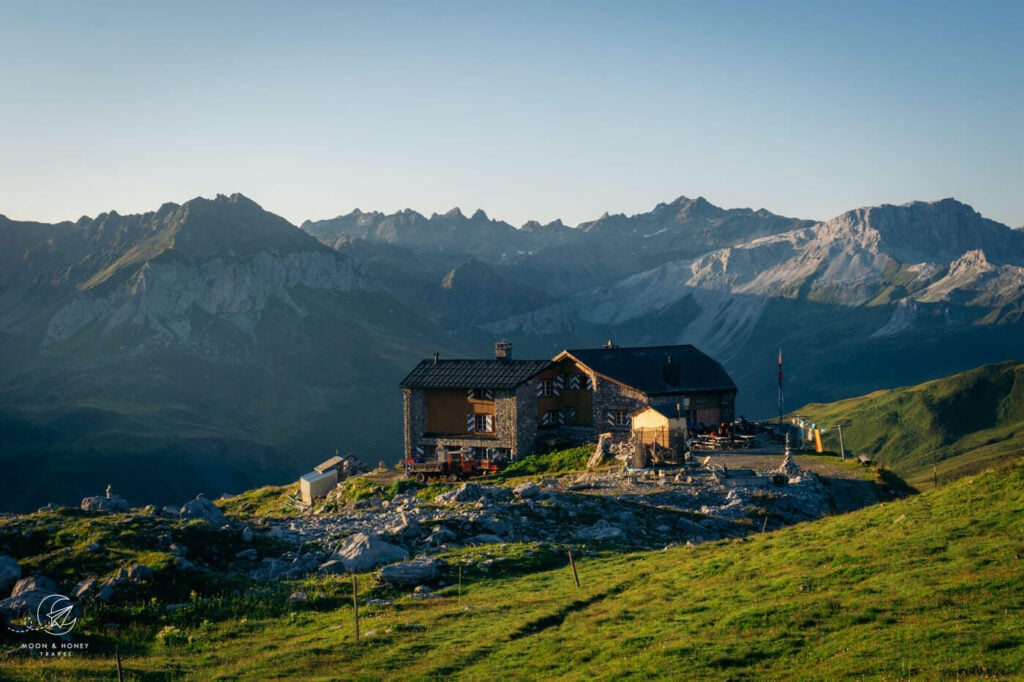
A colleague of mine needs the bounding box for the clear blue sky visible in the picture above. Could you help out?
[2,0,1021,228]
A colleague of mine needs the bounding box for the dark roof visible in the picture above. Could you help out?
[560,344,736,395]
[400,359,551,390]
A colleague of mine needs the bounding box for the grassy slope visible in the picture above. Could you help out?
[795,360,1024,489]
[4,459,1023,680]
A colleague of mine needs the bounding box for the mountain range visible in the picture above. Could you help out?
[2,192,1022,510]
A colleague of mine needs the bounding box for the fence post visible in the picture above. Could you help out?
[568,550,580,588]
[352,573,360,642]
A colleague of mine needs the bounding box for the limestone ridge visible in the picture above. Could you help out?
[303,194,1024,419]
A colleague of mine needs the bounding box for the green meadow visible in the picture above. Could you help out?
[798,361,1024,488]
[3,457,1022,681]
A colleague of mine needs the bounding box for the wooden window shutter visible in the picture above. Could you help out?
[586,376,595,391]
[536,380,544,397]
[466,414,475,432]
[485,414,494,432]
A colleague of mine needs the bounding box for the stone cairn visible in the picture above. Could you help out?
[776,433,801,479]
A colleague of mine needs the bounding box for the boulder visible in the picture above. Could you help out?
[574,520,626,542]
[73,578,98,600]
[12,575,59,598]
[235,549,259,561]
[180,495,226,526]
[387,513,421,538]
[80,495,129,514]
[99,584,117,602]
[378,558,439,586]
[513,481,542,499]
[476,514,513,537]
[0,555,21,595]
[0,590,52,622]
[411,584,438,599]
[434,483,484,505]
[421,527,458,547]
[317,559,348,575]
[330,533,408,572]
[127,565,153,582]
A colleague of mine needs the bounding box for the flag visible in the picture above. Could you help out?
[777,347,783,387]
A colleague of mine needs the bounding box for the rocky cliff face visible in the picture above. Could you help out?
[44,250,372,347]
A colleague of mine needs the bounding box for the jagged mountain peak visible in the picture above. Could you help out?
[521,218,569,232]
[153,194,318,260]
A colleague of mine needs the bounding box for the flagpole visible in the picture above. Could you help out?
[777,346,784,426]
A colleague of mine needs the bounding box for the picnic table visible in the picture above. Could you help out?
[733,434,757,449]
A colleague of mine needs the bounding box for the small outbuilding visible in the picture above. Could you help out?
[300,469,338,505]
[631,406,689,451]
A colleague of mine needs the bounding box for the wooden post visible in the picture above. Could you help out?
[115,643,123,682]
[836,424,847,461]
[568,550,580,588]
[352,573,360,642]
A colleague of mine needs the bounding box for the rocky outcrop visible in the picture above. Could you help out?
[180,495,226,526]
[327,533,409,572]
[81,495,130,514]
[378,558,440,586]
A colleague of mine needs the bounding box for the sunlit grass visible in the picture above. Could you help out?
[5,459,1023,680]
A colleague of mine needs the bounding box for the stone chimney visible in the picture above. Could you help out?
[494,340,512,361]
[662,354,681,386]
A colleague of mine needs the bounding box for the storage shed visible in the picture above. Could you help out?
[300,469,338,505]
[631,406,688,450]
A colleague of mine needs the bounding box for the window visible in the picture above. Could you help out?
[467,413,494,433]
[467,388,494,401]
[541,379,556,397]
[567,373,590,391]
[541,409,560,426]
[606,410,630,427]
